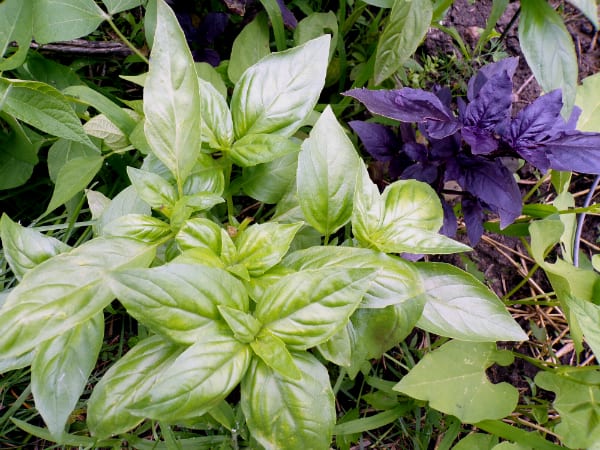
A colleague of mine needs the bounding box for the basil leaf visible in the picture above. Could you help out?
[102,214,173,244]
[241,352,335,450]
[31,313,104,440]
[144,0,201,186]
[227,12,270,84]
[255,268,376,349]
[217,305,262,344]
[111,264,248,344]
[229,133,299,167]
[241,151,298,204]
[176,217,224,254]
[231,35,330,138]
[88,335,186,439]
[250,330,301,380]
[126,166,177,211]
[198,77,233,151]
[297,106,360,237]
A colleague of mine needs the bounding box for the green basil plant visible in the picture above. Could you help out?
[0,1,527,447]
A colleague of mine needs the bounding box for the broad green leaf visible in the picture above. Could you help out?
[415,262,527,342]
[144,0,201,187]
[353,166,470,254]
[228,12,270,84]
[169,193,225,229]
[250,330,302,380]
[241,351,335,450]
[18,53,83,92]
[102,0,143,15]
[103,214,173,244]
[361,0,394,6]
[195,62,227,99]
[374,0,433,84]
[0,350,34,374]
[519,0,578,116]
[88,335,185,439]
[176,217,224,254]
[31,313,103,440]
[44,154,104,216]
[241,151,298,203]
[255,268,376,349]
[92,185,151,236]
[182,154,226,196]
[47,138,99,183]
[127,166,178,211]
[567,0,599,29]
[575,72,600,132]
[318,322,354,367]
[229,133,299,167]
[0,78,96,148]
[110,264,248,344]
[234,222,302,277]
[218,305,262,343]
[84,113,133,152]
[0,0,32,70]
[0,214,70,280]
[294,12,339,60]
[535,370,600,449]
[32,0,104,44]
[231,35,330,138]
[568,296,600,362]
[394,340,518,423]
[0,119,41,189]
[129,332,252,422]
[0,237,156,358]
[453,433,498,450]
[297,106,360,236]
[198,77,233,151]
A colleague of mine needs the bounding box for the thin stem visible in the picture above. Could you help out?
[573,175,600,267]
[104,13,149,65]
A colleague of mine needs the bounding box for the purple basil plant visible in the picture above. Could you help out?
[343,57,600,245]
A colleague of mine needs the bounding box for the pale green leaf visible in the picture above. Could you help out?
[374,0,433,84]
[229,133,299,167]
[241,352,335,450]
[297,106,360,236]
[87,335,185,439]
[102,0,143,15]
[453,433,498,450]
[241,151,297,203]
[415,262,527,342]
[231,35,330,138]
[567,0,599,29]
[535,370,600,449]
[198,77,233,151]
[255,268,376,349]
[176,217,224,254]
[0,78,97,148]
[129,332,252,422]
[44,154,104,216]
[110,264,248,344]
[127,166,178,210]
[0,350,34,374]
[32,313,104,440]
[568,296,600,362]
[0,0,32,70]
[228,12,270,84]
[519,0,578,116]
[32,0,105,44]
[144,0,201,186]
[0,237,156,358]
[47,138,99,183]
[84,113,133,152]
[251,330,302,380]
[575,72,600,132]
[218,305,262,344]
[195,62,227,99]
[394,340,519,423]
[294,12,339,60]
[0,214,70,281]
[92,185,151,236]
[103,214,173,244]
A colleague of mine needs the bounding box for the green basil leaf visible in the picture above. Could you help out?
[0,78,96,148]
[183,154,226,196]
[31,313,104,440]
[88,335,186,439]
[195,62,227,99]
[176,217,224,254]
[231,35,330,138]
[229,134,299,167]
[256,268,376,349]
[92,185,151,236]
[32,0,104,44]
[218,305,262,343]
[415,262,527,342]
[127,166,178,211]
[0,0,32,70]
[0,116,42,189]
[144,0,201,186]
[0,214,70,280]
[227,12,270,84]
[317,322,354,367]
[250,330,301,380]
[46,138,99,184]
[297,106,360,236]
[374,0,433,84]
[353,166,470,254]
[103,214,173,244]
[241,151,298,204]
[110,264,248,345]
[101,0,143,15]
[294,12,339,61]
[0,237,156,358]
[198,77,233,151]
[0,350,34,374]
[44,154,104,216]
[241,352,335,449]
[234,222,302,277]
[129,332,252,422]
[394,340,518,423]
[519,0,578,116]
[567,0,599,29]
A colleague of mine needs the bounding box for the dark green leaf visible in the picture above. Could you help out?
[0,0,32,70]
[32,0,104,44]
[228,12,270,84]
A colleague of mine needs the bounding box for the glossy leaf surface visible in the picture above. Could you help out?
[198,77,233,151]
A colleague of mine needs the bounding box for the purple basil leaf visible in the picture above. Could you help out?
[544,131,600,174]
[198,13,229,45]
[434,86,453,108]
[425,120,461,140]
[441,198,458,238]
[193,48,221,66]
[343,88,458,138]
[554,105,582,133]
[456,156,521,228]
[430,133,460,161]
[402,142,428,162]
[514,143,552,172]
[462,196,484,245]
[276,0,298,28]
[509,90,564,145]
[461,126,499,155]
[467,57,518,101]
[400,162,439,184]
[349,121,399,162]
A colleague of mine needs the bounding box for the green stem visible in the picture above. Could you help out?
[104,13,149,65]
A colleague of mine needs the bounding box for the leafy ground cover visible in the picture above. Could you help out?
[1,0,600,449]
